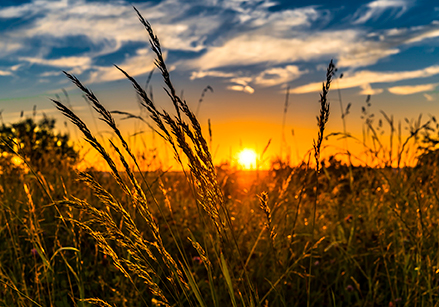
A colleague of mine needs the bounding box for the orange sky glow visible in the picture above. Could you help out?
[1,1,438,172]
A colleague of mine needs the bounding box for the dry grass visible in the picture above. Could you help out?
[2,7,439,307]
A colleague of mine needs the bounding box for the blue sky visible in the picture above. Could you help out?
[1,0,439,165]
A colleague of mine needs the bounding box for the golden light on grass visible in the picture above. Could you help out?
[11,155,23,166]
[237,148,257,170]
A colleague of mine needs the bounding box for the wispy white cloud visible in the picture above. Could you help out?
[375,22,439,47]
[424,93,435,101]
[188,30,357,69]
[0,41,22,57]
[0,70,12,76]
[190,70,236,80]
[188,21,439,72]
[359,84,384,95]
[337,47,399,68]
[227,84,255,94]
[291,65,439,94]
[190,65,305,91]
[232,5,320,30]
[40,71,63,77]
[10,64,23,72]
[20,56,92,68]
[5,0,217,53]
[388,83,437,95]
[352,0,410,24]
[227,77,255,94]
[0,0,68,18]
[87,48,155,83]
[404,28,439,44]
[254,65,305,87]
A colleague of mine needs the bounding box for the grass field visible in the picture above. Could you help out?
[2,8,439,307]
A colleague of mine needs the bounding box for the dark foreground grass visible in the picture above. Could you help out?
[2,7,439,307]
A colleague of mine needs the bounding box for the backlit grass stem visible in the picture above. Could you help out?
[308,60,335,307]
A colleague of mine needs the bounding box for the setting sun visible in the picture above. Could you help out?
[238,148,257,170]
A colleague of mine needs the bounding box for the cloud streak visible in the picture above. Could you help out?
[387,83,438,95]
[291,65,439,94]
[352,0,411,24]
[87,49,156,83]
[20,56,92,68]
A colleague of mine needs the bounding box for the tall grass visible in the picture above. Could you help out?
[2,6,439,307]
[52,7,263,306]
[308,59,335,307]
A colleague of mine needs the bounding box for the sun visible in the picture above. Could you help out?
[238,148,257,170]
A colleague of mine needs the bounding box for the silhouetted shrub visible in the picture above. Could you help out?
[0,116,78,172]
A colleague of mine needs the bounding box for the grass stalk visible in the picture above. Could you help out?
[307,60,336,307]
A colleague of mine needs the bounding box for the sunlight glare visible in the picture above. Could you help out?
[238,148,257,170]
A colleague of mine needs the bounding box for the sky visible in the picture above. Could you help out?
[1,0,439,169]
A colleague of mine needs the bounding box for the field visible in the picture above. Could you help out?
[2,8,439,307]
